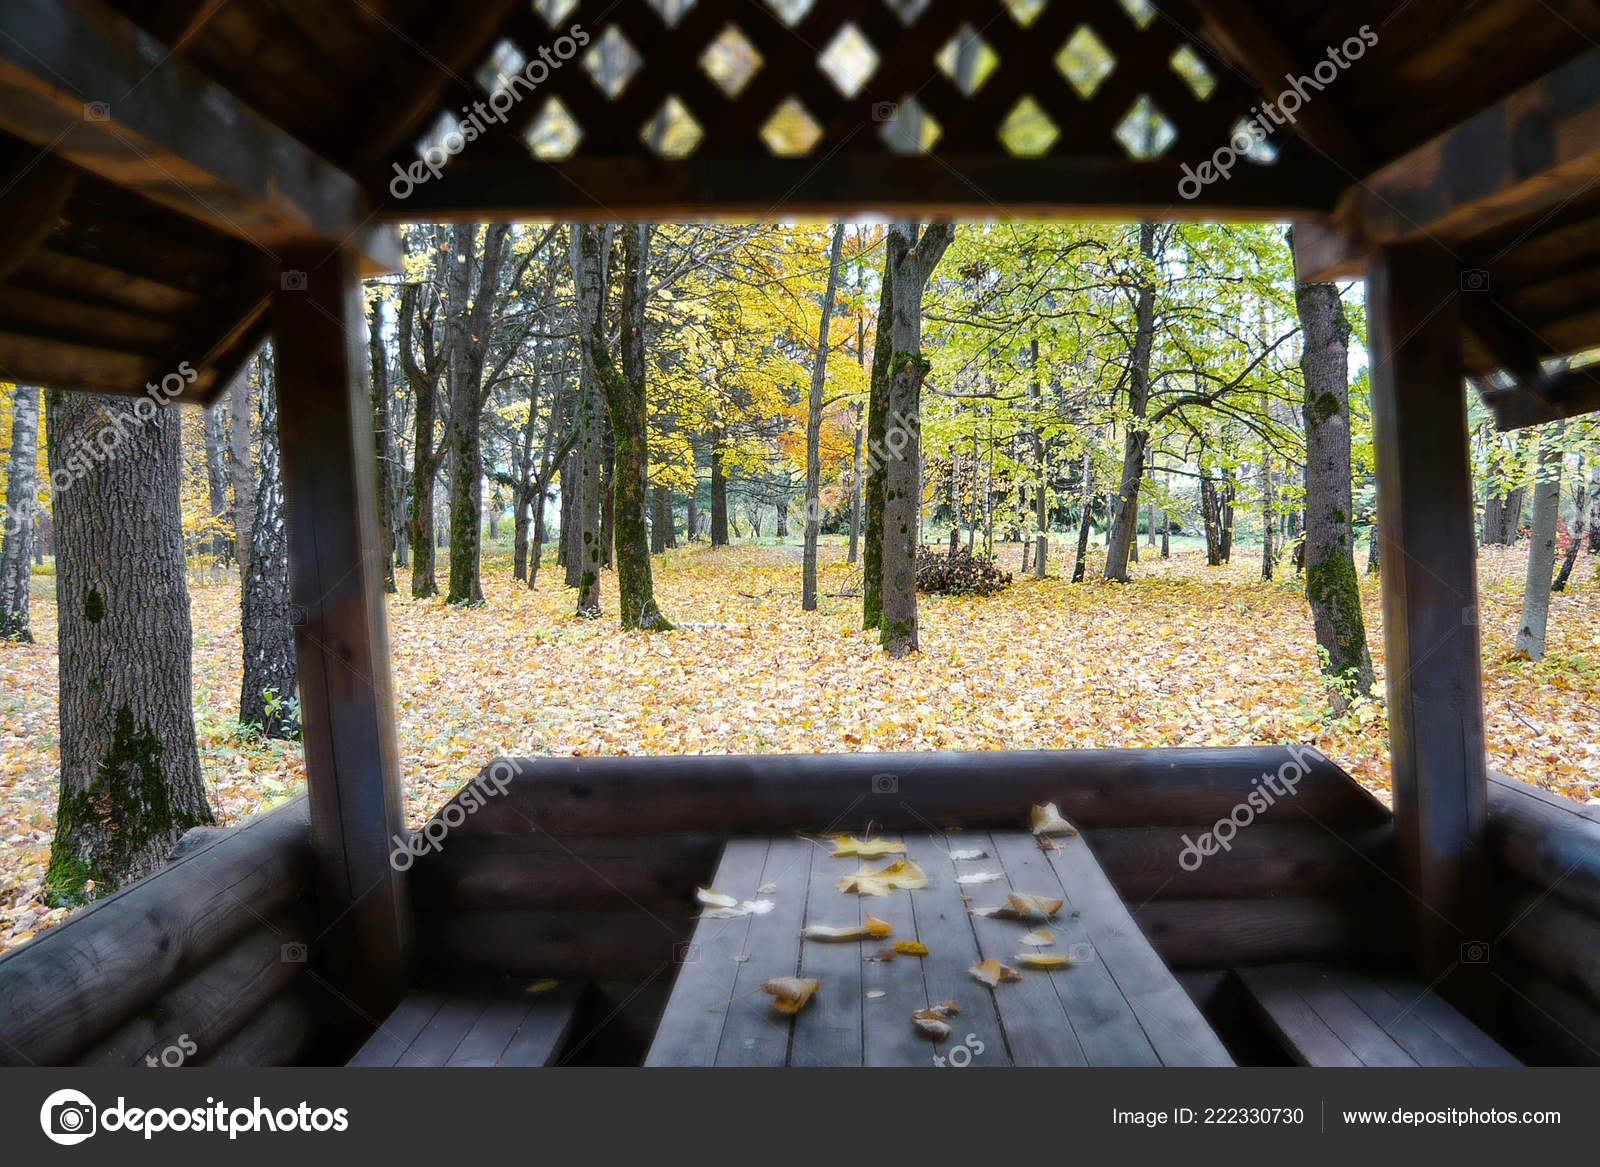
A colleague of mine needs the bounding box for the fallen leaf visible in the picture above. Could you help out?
[972,892,1064,922]
[762,976,820,1015]
[947,848,988,861]
[696,887,738,909]
[893,939,929,956]
[1019,929,1054,946]
[955,871,1004,885]
[969,958,1022,987]
[913,1014,951,1039]
[699,897,775,919]
[867,945,898,962]
[1031,802,1079,836]
[525,978,560,994]
[829,836,907,859]
[803,914,894,941]
[866,989,886,1000]
[837,858,928,895]
[1015,952,1074,970]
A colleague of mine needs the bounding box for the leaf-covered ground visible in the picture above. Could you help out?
[2,538,1596,954]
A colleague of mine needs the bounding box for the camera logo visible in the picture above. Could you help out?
[40,1089,97,1146]
[870,772,898,794]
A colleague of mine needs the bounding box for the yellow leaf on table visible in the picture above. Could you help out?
[525,978,561,994]
[1019,929,1054,946]
[696,887,738,909]
[803,914,894,941]
[969,958,1022,987]
[829,836,907,859]
[1015,952,1074,970]
[837,858,928,895]
[762,976,820,1015]
[972,892,1064,922]
[893,940,929,956]
[1031,802,1079,836]
[912,1014,951,1039]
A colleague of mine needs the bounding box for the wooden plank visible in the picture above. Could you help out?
[273,244,412,1026]
[418,908,688,982]
[990,832,1161,1067]
[396,997,487,1066]
[1337,978,1472,1067]
[497,984,584,1066]
[954,831,1085,1067]
[643,839,771,1067]
[197,988,316,1067]
[444,998,534,1066]
[0,797,312,1066]
[791,835,864,1068]
[452,747,1387,838]
[1038,832,1232,1066]
[858,834,931,1068]
[900,833,1008,1068]
[1237,966,1363,1067]
[1374,976,1520,1066]
[345,994,446,1067]
[1295,980,1418,1066]
[1487,770,1600,914]
[1366,240,1488,977]
[0,0,381,253]
[1132,897,1403,968]
[715,839,813,1067]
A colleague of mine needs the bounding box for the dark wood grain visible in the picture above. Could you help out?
[714,839,814,1067]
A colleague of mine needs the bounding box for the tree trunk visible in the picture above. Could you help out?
[570,222,611,617]
[226,367,256,580]
[239,359,299,738]
[878,222,953,657]
[401,283,441,598]
[447,222,509,606]
[1587,460,1600,553]
[804,223,846,611]
[1200,473,1223,566]
[561,451,579,582]
[1297,280,1375,707]
[1367,514,1380,573]
[1260,457,1275,580]
[686,478,700,543]
[1072,454,1095,583]
[202,403,230,564]
[1161,506,1170,559]
[651,485,669,553]
[1219,466,1235,563]
[600,413,615,569]
[1104,223,1158,582]
[45,389,212,904]
[1516,423,1565,659]
[862,232,896,630]
[709,427,729,547]
[367,289,397,594]
[586,223,669,630]
[1553,472,1582,592]
[1,383,39,640]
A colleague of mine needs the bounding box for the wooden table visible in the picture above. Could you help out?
[645,829,1233,1067]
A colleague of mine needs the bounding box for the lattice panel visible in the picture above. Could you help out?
[408,0,1270,170]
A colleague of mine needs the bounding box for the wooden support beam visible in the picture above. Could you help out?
[1185,0,1369,173]
[0,0,395,269]
[1478,362,1600,429]
[1365,241,1488,980]
[272,243,411,1028]
[1297,46,1600,282]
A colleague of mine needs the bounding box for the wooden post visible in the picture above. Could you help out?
[272,243,412,1026]
[1365,242,1487,978]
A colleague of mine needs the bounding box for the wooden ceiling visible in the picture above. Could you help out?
[0,0,1593,419]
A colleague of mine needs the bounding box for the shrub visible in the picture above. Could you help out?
[916,546,1012,596]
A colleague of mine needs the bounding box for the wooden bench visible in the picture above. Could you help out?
[1237,963,1519,1066]
[347,984,584,1066]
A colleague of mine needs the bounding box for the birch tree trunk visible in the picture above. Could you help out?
[570,222,612,616]
[803,224,846,611]
[1516,423,1565,659]
[239,358,298,738]
[0,383,39,641]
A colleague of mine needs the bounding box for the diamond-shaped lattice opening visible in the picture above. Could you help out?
[1003,0,1047,26]
[1118,0,1157,29]
[647,0,696,26]
[998,96,1058,156]
[1169,45,1216,100]
[585,25,642,99]
[1114,95,1176,159]
[642,96,704,157]
[535,0,578,27]
[475,39,528,99]
[1056,26,1116,100]
[936,25,999,96]
[524,97,582,159]
[885,0,931,24]
[1230,118,1278,164]
[765,0,814,26]
[761,97,824,155]
[416,110,463,163]
[879,96,941,155]
[818,23,879,98]
[700,24,763,97]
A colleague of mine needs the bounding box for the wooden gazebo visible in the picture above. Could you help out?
[2,0,1599,1067]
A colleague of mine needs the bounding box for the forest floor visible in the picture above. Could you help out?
[2,536,1597,953]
